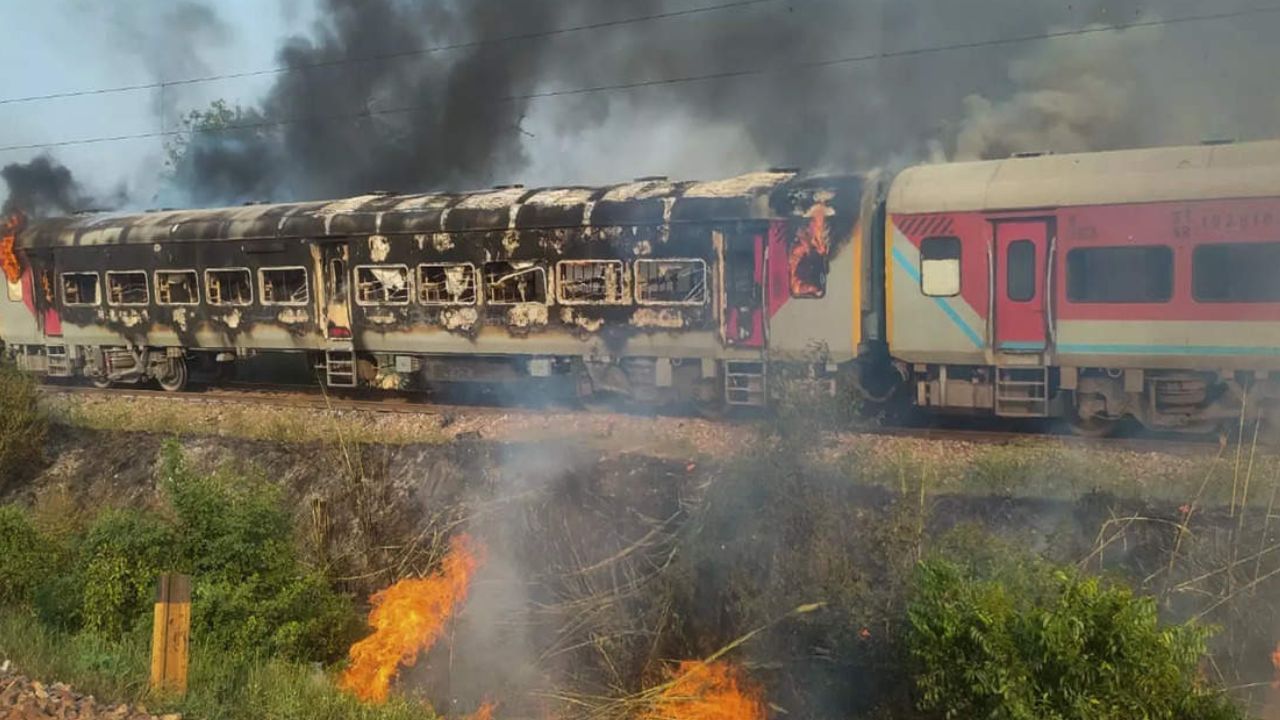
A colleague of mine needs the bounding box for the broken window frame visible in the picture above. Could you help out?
[105,270,150,307]
[483,262,549,306]
[154,269,200,306]
[258,266,311,307]
[205,267,254,307]
[61,272,100,307]
[555,260,630,306]
[354,264,413,307]
[418,262,478,306]
[633,258,708,306]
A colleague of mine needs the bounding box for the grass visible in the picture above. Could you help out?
[0,610,435,720]
[842,437,1280,508]
[42,393,447,446]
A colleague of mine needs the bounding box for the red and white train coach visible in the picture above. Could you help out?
[885,140,1280,434]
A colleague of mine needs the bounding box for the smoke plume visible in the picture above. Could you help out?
[140,0,1280,203]
[2,156,90,217]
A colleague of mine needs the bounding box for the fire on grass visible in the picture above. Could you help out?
[640,660,767,720]
[339,533,490,717]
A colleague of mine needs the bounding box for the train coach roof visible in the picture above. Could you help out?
[887,139,1280,214]
[18,172,865,249]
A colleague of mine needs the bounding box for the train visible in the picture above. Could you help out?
[3,139,1280,436]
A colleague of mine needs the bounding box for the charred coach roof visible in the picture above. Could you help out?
[888,139,1280,214]
[19,172,865,249]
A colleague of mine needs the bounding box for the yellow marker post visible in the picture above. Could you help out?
[150,574,191,696]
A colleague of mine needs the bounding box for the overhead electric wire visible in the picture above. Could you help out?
[0,0,796,107]
[2,3,1279,154]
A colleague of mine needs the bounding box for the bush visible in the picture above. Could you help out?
[907,557,1244,720]
[0,361,46,485]
[159,442,361,661]
[78,510,180,636]
[0,505,46,605]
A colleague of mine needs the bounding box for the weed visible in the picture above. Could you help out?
[0,361,46,486]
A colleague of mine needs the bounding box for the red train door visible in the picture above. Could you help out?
[993,220,1051,352]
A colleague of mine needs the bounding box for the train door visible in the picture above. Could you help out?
[718,231,765,348]
[993,220,1052,352]
[34,252,61,338]
[318,242,352,341]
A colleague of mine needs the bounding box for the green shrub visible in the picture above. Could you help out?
[159,442,360,661]
[907,557,1244,720]
[0,505,46,605]
[78,510,180,636]
[0,361,46,485]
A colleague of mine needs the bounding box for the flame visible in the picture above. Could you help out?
[642,660,767,720]
[1272,641,1280,688]
[340,534,485,703]
[788,203,831,298]
[1,213,23,284]
[464,701,497,720]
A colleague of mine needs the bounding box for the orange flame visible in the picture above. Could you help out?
[1272,642,1280,688]
[789,203,831,298]
[463,701,497,720]
[1,213,23,284]
[642,660,767,720]
[340,534,485,703]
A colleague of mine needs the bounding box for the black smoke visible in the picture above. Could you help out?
[163,0,1280,204]
[2,156,89,217]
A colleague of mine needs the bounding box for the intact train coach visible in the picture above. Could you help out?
[3,139,1279,435]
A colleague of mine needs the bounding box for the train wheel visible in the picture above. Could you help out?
[155,357,189,393]
[89,375,112,390]
[1067,413,1118,438]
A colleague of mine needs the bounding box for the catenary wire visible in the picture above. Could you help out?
[1,3,1278,154]
[0,0,802,107]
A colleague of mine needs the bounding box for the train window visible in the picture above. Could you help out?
[556,260,628,305]
[1193,242,1280,303]
[484,262,548,305]
[61,272,99,306]
[920,236,961,297]
[106,271,149,306]
[419,263,477,306]
[6,278,20,302]
[206,268,253,306]
[259,267,310,306]
[155,270,199,306]
[1066,246,1172,303]
[1006,240,1036,302]
[634,258,707,305]
[355,265,412,306]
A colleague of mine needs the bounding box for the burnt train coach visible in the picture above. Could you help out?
[886,139,1280,435]
[0,172,879,411]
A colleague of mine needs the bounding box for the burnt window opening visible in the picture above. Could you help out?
[260,267,310,306]
[106,271,149,306]
[41,270,55,304]
[1193,242,1280,303]
[725,243,759,309]
[484,262,548,305]
[5,276,19,302]
[206,268,253,306]
[419,263,477,306]
[1006,240,1036,303]
[355,265,411,306]
[1066,246,1173,304]
[62,273,99,306]
[556,260,628,305]
[329,258,349,302]
[155,270,199,306]
[920,236,961,297]
[635,258,707,306]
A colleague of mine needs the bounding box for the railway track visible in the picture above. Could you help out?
[36,381,1229,456]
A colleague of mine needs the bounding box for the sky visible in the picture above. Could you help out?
[0,0,314,206]
[2,0,1280,211]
